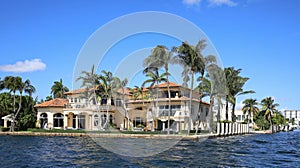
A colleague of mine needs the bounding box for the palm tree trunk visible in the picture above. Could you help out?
[225,95,229,121]
[188,71,194,135]
[232,101,236,123]
[195,74,204,135]
[209,97,214,133]
[166,68,171,135]
[12,93,22,132]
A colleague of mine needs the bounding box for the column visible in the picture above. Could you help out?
[64,114,68,129]
[228,123,232,135]
[221,123,225,136]
[75,115,79,129]
[225,123,228,135]
[4,120,7,128]
[217,122,220,135]
[162,122,165,131]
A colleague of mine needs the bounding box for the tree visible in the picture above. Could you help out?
[144,45,174,134]
[3,76,35,131]
[261,97,279,133]
[142,67,167,131]
[51,78,69,98]
[242,98,259,124]
[96,70,120,129]
[174,40,206,135]
[224,67,254,122]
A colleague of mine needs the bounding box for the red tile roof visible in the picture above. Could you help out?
[154,82,181,88]
[34,98,68,108]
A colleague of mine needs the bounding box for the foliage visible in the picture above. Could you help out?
[51,78,69,98]
[253,111,270,130]
[242,98,259,123]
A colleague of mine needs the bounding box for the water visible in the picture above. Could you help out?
[0,131,299,167]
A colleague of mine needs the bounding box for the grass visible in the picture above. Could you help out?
[28,128,86,133]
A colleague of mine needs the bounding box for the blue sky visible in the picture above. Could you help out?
[0,0,300,111]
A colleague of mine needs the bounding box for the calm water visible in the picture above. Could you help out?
[0,131,299,167]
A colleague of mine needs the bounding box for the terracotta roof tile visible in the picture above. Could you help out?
[154,82,181,88]
[34,98,68,108]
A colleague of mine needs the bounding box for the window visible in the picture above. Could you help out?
[39,113,48,128]
[101,115,107,126]
[206,107,209,116]
[116,99,122,107]
[53,113,64,128]
[133,117,143,127]
[94,115,99,126]
[78,115,85,129]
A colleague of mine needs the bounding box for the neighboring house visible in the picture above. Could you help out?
[235,109,248,123]
[284,110,300,127]
[34,98,69,129]
[35,82,211,132]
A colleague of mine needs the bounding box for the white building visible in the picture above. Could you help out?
[284,110,300,127]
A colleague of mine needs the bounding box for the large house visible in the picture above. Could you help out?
[35,82,212,132]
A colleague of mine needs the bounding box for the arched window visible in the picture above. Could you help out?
[101,114,107,126]
[94,115,99,126]
[40,113,48,128]
[53,113,64,128]
[78,115,85,129]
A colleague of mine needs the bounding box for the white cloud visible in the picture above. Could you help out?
[207,0,237,7]
[182,0,201,6]
[0,58,46,73]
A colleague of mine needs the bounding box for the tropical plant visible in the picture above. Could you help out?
[3,76,35,131]
[242,98,259,124]
[143,45,173,134]
[51,78,69,98]
[173,40,207,134]
[261,97,279,133]
[224,67,254,122]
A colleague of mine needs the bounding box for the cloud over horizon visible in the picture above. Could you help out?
[182,0,237,7]
[207,0,237,7]
[182,0,201,6]
[0,58,46,73]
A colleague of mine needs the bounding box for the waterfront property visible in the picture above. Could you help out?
[284,110,300,128]
[35,82,211,132]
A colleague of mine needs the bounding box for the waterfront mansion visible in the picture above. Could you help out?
[35,82,212,132]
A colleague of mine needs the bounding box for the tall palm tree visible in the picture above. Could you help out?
[3,76,35,131]
[144,45,174,134]
[24,79,36,97]
[242,98,259,124]
[224,67,254,122]
[51,78,69,98]
[142,67,167,131]
[174,40,206,134]
[97,70,119,129]
[261,97,279,133]
[114,77,130,129]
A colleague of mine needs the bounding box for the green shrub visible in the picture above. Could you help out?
[1,127,10,132]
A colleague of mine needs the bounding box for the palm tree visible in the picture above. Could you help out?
[24,79,36,97]
[97,70,119,129]
[51,78,69,98]
[114,77,130,129]
[174,40,206,134]
[224,67,255,122]
[261,97,279,133]
[242,98,259,124]
[3,76,35,131]
[144,45,174,134]
[142,67,167,131]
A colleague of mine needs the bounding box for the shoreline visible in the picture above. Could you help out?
[0,131,271,140]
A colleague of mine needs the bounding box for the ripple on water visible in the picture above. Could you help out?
[0,131,300,167]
